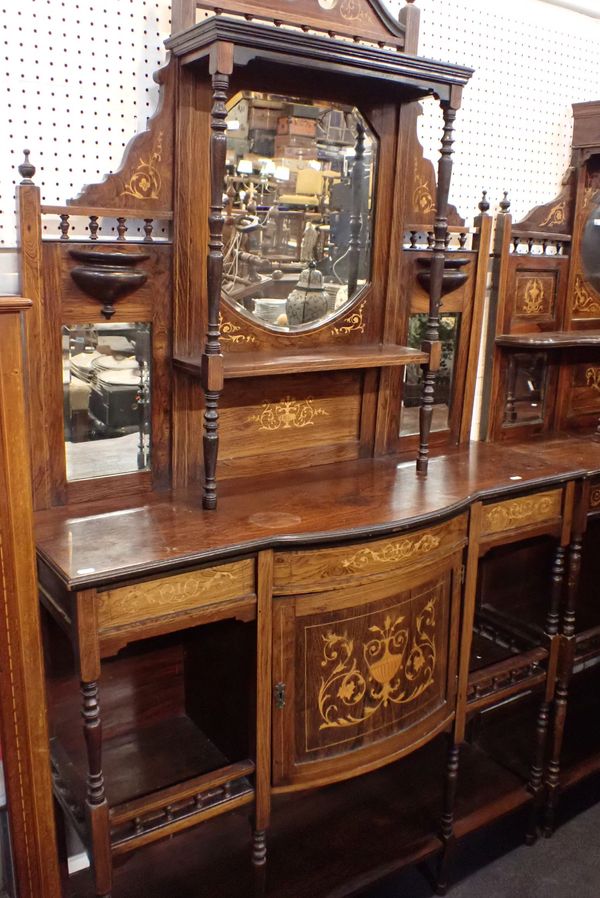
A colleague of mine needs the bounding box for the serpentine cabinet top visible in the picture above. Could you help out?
[34,435,600,591]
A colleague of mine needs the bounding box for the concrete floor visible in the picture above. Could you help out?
[366,778,600,898]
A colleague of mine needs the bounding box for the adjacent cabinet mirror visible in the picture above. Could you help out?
[63,322,152,481]
[222,92,376,331]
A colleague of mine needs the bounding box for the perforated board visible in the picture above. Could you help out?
[2,1,600,244]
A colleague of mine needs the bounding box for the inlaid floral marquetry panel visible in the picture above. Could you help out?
[514,272,556,318]
[297,577,449,757]
[590,485,600,510]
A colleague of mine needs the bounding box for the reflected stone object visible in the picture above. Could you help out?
[580,198,600,296]
[222,91,376,332]
[286,264,329,325]
[69,249,149,320]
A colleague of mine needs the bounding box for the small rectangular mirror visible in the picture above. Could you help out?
[63,322,151,481]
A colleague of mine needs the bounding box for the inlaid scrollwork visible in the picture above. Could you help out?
[585,367,600,393]
[413,166,435,215]
[218,313,257,345]
[573,275,600,314]
[120,132,163,201]
[590,486,600,508]
[483,492,561,535]
[317,601,436,730]
[248,397,329,431]
[539,201,566,228]
[331,300,366,336]
[340,532,440,573]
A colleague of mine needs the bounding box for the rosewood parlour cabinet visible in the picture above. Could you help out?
[10,4,600,898]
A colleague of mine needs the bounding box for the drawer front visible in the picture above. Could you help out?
[481,489,562,538]
[97,559,255,630]
[273,514,467,595]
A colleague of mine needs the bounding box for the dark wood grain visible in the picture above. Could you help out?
[0,298,62,898]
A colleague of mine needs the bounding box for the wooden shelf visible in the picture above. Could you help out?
[173,344,428,380]
[496,330,600,349]
[52,714,254,854]
[68,733,530,898]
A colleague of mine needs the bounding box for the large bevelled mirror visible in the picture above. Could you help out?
[223,92,377,331]
[580,191,600,297]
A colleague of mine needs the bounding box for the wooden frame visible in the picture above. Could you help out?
[0,297,61,898]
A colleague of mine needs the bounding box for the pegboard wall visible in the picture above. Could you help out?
[1,0,600,257]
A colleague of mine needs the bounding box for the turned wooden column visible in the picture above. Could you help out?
[75,590,112,897]
[435,739,460,896]
[543,484,585,836]
[417,93,461,475]
[201,42,233,510]
[0,297,62,898]
[526,542,565,843]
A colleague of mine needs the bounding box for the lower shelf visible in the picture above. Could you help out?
[68,733,529,898]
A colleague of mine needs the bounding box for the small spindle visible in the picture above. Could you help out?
[458,231,468,248]
[512,236,520,253]
[88,215,99,240]
[528,237,534,254]
[116,217,127,241]
[427,231,434,248]
[143,219,154,243]
[409,230,418,248]
[59,214,70,240]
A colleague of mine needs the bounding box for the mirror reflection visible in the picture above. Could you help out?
[63,322,151,481]
[401,313,461,436]
[580,195,600,296]
[223,92,376,330]
[504,352,546,426]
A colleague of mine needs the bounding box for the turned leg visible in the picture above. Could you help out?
[526,544,565,843]
[436,740,460,896]
[544,534,582,837]
[82,680,112,897]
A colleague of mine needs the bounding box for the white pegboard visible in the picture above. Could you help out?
[396,0,600,223]
[2,0,600,249]
[0,0,171,247]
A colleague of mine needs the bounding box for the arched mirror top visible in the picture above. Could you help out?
[222,91,377,333]
[580,189,600,297]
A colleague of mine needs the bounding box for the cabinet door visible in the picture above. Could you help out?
[272,555,461,789]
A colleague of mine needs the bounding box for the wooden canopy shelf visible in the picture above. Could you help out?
[495,330,600,349]
[174,344,428,381]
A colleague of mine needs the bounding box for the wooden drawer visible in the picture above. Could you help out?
[97,559,255,630]
[481,489,562,539]
[273,514,467,595]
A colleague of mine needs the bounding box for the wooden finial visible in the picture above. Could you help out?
[18,149,36,185]
[499,191,511,213]
[478,190,490,213]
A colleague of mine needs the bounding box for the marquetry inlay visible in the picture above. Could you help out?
[331,300,366,336]
[573,274,600,314]
[413,164,435,215]
[590,485,600,509]
[539,201,566,228]
[482,490,562,536]
[120,132,163,201]
[340,533,441,573]
[247,397,328,431]
[515,276,552,316]
[219,313,257,345]
[97,559,255,630]
[585,367,600,393]
[317,600,437,731]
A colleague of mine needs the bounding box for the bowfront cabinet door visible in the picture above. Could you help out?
[272,551,462,790]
